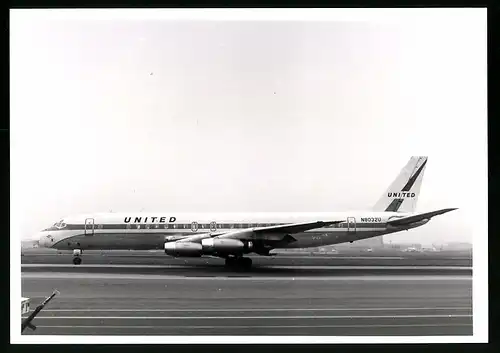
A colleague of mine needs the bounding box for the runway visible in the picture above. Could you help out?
[21,251,472,336]
[21,248,473,268]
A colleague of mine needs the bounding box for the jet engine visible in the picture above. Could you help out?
[201,238,253,254]
[164,242,203,257]
[165,235,186,242]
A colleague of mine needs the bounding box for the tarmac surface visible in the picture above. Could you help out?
[21,250,473,336]
[21,248,472,268]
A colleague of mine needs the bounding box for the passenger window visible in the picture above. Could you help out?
[145,224,150,229]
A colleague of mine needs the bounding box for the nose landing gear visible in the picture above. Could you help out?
[72,249,82,265]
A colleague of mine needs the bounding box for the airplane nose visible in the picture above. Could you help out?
[37,233,49,248]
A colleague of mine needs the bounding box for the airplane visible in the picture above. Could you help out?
[35,156,456,268]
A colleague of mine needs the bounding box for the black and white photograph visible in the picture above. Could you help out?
[10,8,487,344]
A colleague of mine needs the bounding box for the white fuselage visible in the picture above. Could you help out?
[37,211,423,251]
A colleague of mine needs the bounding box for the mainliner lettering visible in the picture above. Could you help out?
[360,217,382,222]
[124,217,177,223]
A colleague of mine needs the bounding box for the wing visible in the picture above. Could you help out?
[387,208,457,227]
[174,220,343,243]
[214,220,344,241]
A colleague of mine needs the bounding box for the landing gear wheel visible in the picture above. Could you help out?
[240,257,252,268]
[225,256,252,269]
[225,257,236,267]
[72,249,82,265]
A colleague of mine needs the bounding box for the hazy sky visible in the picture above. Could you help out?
[10,10,487,245]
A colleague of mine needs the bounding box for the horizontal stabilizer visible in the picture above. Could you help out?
[387,208,458,227]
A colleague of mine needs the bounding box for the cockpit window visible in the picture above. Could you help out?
[53,220,67,229]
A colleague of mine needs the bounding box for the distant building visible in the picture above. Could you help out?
[21,297,30,315]
[21,240,38,249]
[411,243,422,250]
[336,235,385,249]
[443,242,472,250]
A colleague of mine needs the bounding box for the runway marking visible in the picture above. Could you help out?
[41,307,471,312]
[33,323,472,329]
[21,273,473,281]
[21,264,471,270]
[23,314,472,319]
[60,254,409,259]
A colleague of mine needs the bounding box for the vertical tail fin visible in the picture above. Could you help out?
[373,156,428,213]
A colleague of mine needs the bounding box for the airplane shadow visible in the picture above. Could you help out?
[162,265,470,277]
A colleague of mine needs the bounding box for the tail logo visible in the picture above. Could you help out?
[384,158,427,212]
[388,192,416,198]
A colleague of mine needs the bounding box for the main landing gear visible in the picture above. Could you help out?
[225,256,252,269]
[72,249,82,265]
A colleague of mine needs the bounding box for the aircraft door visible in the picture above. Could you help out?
[84,218,95,236]
[347,217,356,233]
[210,221,217,232]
